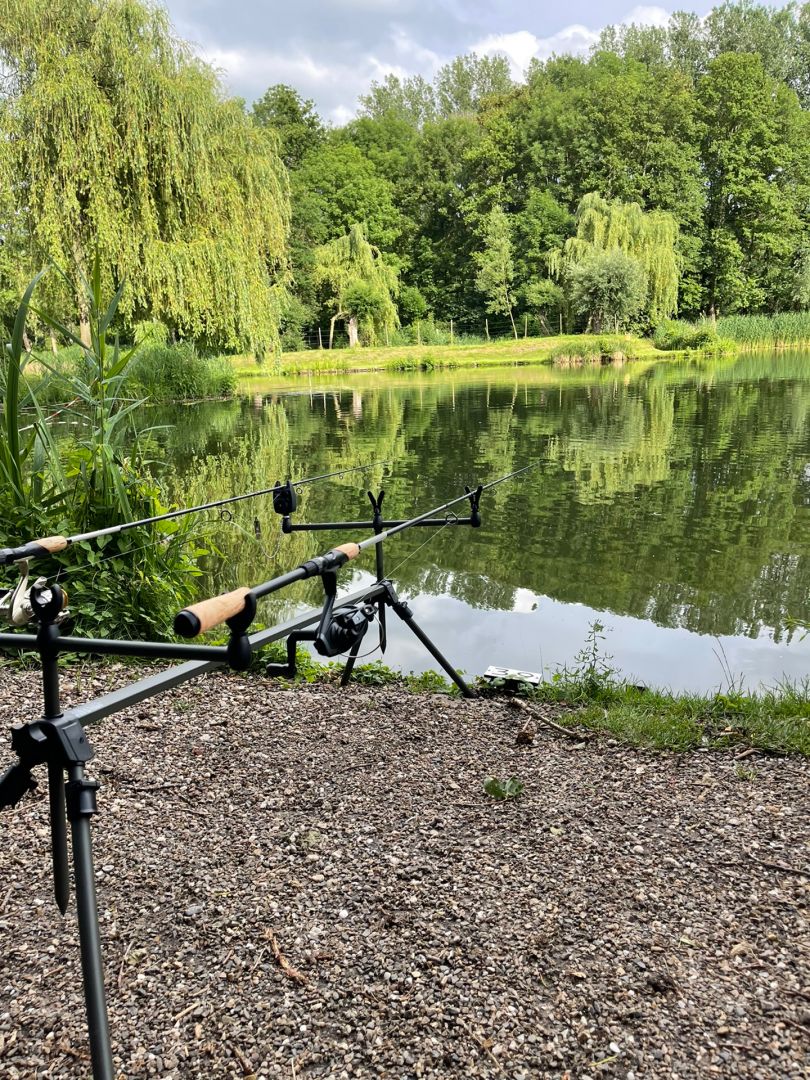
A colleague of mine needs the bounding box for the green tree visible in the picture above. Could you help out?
[288,138,401,336]
[359,73,437,126]
[314,224,399,347]
[0,0,289,353]
[568,250,647,332]
[397,116,483,321]
[474,206,518,337]
[551,193,680,324]
[435,54,513,116]
[698,52,810,313]
[252,83,324,170]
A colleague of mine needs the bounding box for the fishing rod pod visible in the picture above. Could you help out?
[174,461,540,642]
[0,459,538,1078]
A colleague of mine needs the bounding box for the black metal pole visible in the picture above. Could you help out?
[66,762,114,1080]
[386,591,474,697]
[371,494,387,648]
[37,613,70,914]
[282,517,474,532]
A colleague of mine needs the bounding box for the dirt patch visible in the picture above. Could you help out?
[1,667,807,1078]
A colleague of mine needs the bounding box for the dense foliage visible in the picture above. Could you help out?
[0,0,290,353]
[271,3,810,345]
[0,269,204,637]
[3,1,810,352]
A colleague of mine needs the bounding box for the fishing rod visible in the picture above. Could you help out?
[174,461,540,641]
[0,459,538,1078]
[0,461,387,568]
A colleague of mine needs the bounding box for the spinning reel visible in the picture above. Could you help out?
[266,571,378,678]
[0,561,70,628]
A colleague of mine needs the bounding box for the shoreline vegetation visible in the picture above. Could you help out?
[260,642,810,758]
[23,313,810,401]
[11,647,807,757]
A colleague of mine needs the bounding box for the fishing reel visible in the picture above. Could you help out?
[0,561,70,628]
[314,600,377,658]
[265,571,377,678]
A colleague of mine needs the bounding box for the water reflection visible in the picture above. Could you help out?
[156,352,810,691]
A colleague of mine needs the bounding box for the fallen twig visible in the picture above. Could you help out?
[747,852,809,878]
[172,1000,202,1023]
[508,697,595,741]
[264,929,308,986]
[781,1016,810,1037]
[227,1040,255,1075]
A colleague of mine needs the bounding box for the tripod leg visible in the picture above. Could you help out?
[339,635,364,687]
[66,764,114,1080]
[48,760,70,915]
[388,596,475,698]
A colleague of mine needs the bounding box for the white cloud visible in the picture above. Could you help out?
[471,24,599,76]
[621,6,671,28]
[471,7,673,78]
[167,3,680,118]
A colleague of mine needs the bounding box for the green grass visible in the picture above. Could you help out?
[231,333,685,379]
[713,312,810,349]
[519,681,810,755]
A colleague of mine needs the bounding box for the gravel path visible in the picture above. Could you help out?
[0,667,808,1079]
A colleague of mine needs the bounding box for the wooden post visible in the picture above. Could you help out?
[450,318,454,345]
[318,326,323,350]
[485,318,490,342]
[524,315,528,339]
[559,313,563,335]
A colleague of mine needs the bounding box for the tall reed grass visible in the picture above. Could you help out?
[714,311,810,347]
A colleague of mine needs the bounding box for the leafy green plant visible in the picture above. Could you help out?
[0,263,206,638]
[483,776,525,800]
[654,319,720,351]
[551,621,622,702]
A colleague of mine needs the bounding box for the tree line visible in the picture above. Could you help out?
[2,0,810,352]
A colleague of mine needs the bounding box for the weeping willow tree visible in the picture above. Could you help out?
[549,193,680,324]
[314,224,399,347]
[0,0,290,352]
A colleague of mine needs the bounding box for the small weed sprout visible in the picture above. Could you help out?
[734,764,758,782]
[483,776,525,800]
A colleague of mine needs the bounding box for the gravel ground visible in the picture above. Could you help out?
[0,666,808,1079]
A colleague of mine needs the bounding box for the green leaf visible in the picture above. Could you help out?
[483,776,525,800]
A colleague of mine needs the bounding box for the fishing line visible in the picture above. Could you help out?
[383,514,455,580]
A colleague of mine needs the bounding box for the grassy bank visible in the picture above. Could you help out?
[234,333,684,378]
[266,647,809,757]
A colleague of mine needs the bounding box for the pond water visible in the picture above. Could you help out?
[151,351,810,693]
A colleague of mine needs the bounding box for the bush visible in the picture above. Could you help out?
[569,250,648,332]
[0,268,205,640]
[654,319,719,350]
[127,343,236,400]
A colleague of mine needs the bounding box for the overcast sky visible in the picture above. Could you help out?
[162,2,719,122]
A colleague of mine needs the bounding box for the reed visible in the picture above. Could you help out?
[714,311,810,348]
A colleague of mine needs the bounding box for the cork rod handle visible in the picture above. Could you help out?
[174,586,251,638]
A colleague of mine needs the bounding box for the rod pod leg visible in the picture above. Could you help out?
[339,635,364,687]
[66,764,114,1080]
[384,585,475,698]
